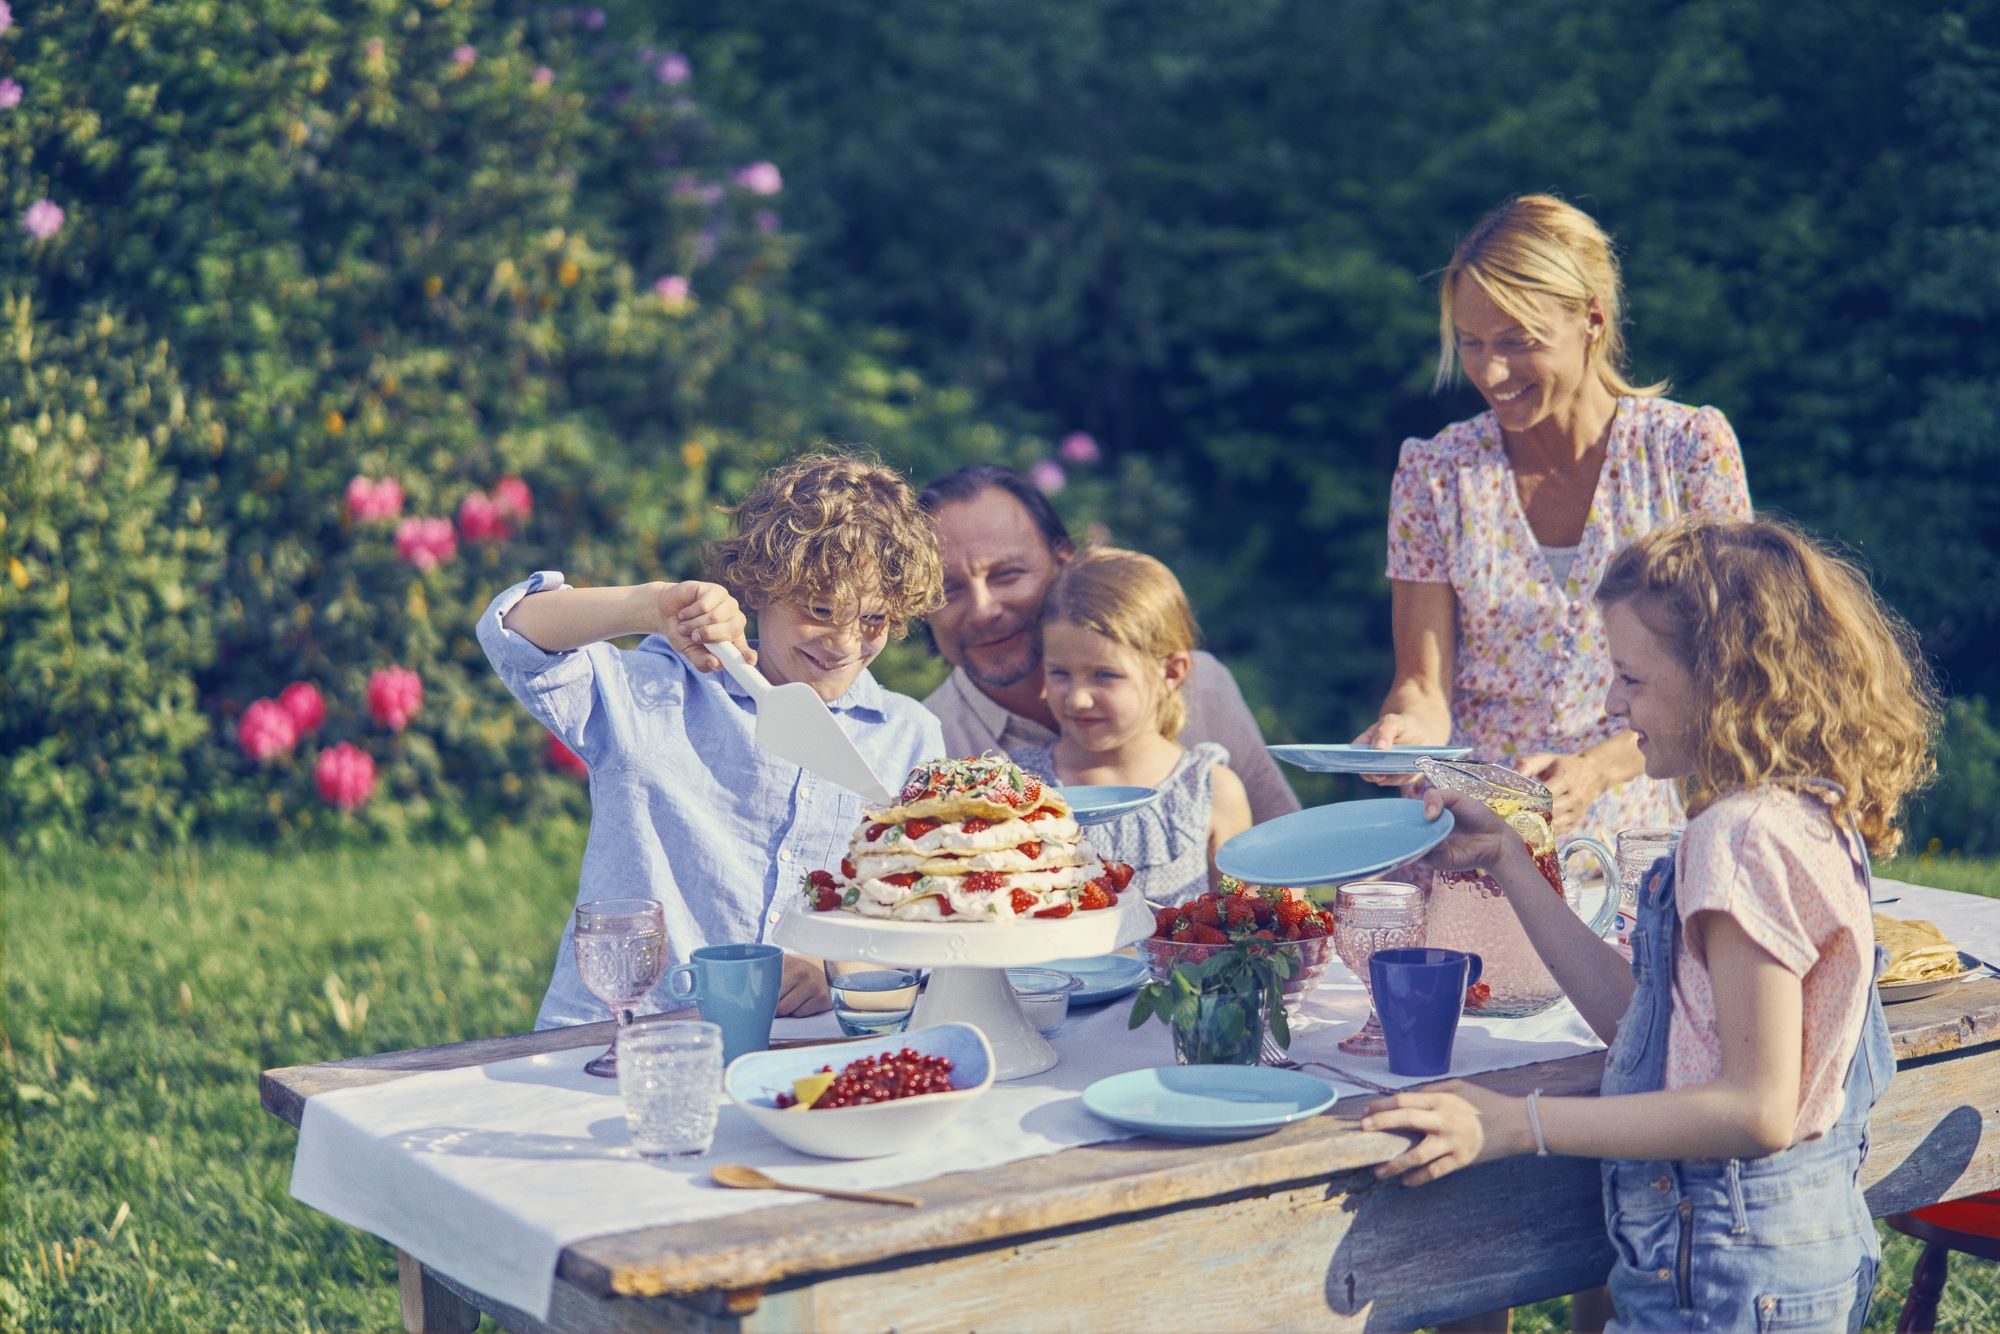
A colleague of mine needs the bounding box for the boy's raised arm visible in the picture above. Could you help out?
[503,579,752,672]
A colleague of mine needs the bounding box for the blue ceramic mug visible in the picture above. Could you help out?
[663,944,783,1064]
[1370,947,1484,1078]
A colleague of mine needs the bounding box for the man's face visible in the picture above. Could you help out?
[928,490,1067,690]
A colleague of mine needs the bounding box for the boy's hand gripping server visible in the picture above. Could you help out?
[713,642,895,807]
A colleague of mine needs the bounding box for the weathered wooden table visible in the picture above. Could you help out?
[262,978,2000,1333]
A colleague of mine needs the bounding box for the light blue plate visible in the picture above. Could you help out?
[1056,785,1160,825]
[1081,1065,1337,1141]
[1215,798,1454,887]
[1270,743,1474,775]
[1042,954,1149,1006]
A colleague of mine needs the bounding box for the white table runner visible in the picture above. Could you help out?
[289,878,1994,1320]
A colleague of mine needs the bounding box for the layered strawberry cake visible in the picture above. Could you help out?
[802,756,1134,922]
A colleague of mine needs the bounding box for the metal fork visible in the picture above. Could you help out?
[1263,1049,1400,1095]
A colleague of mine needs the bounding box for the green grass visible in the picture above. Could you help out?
[3,833,1994,1331]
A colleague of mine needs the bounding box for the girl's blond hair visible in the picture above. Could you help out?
[1596,515,1939,856]
[704,450,943,634]
[1040,547,1201,740]
[1435,194,1667,400]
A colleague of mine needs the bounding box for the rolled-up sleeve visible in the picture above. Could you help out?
[476,571,629,761]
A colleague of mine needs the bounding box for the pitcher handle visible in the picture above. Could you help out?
[1558,836,1619,938]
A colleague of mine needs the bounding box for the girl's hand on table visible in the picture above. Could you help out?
[1351,713,1445,789]
[1361,1081,1528,1186]
[656,581,752,673]
[777,953,831,1017]
[1514,751,1608,835]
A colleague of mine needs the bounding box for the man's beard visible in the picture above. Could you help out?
[964,637,1041,691]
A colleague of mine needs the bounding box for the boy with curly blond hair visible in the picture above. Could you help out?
[478,452,946,1027]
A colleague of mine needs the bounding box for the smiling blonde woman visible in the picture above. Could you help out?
[1356,194,1752,848]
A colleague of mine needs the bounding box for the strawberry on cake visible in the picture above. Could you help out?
[802,755,1135,923]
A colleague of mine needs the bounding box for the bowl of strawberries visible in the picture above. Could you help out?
[1137,881,1339,1021]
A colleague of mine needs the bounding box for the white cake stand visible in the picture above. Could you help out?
[772,908,1122,1080]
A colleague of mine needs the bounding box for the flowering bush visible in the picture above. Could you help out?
[0,0,1079,849]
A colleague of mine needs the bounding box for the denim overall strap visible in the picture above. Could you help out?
[1597,787,1890,1332]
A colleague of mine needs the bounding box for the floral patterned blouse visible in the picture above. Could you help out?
[1386,397,1752,844]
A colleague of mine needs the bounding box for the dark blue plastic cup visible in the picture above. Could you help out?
[1370,947,1484,1078]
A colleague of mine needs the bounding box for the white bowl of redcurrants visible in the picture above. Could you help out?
[725,1022,996,1160]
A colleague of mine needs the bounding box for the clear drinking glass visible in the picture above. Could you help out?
[1615,829,1683,960]
[617,1018,723,1158]
[573,897,668,1077]
[823,959,919,1038]
[1332,881,1428,1056]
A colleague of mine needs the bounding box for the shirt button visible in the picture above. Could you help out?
[1657,1268,1671,1282]
[778,849,792,863]
[766,910,780,924]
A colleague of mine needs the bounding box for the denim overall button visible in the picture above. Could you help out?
[1656,1268,1671,1282]
[1652,1175,1671,1193]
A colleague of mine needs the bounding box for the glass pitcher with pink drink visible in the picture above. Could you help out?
[1412,756,1617,1018]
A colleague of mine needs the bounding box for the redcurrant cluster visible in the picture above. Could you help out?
[780,1050,958,1110]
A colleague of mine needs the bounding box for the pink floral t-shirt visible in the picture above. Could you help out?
[1385,397,1751,844]
[1667,786,1875,1140]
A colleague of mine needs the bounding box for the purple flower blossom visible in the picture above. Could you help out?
[753,209,780,234]
[0,80,21,111]
[532,65,554,89]
[581,7,606,30]
[654,52,690,84]
[452,45,477,68]
[653,274,691,309]
[1059,431,1101,465]
[1029,459,1067,494]
[0,2,12,36]
[22,199,63,240]
[732,161,783,196]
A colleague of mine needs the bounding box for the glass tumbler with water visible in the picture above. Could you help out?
[573,897,667,1077]
[1615,829,1683,960]
[823,959,919,1037]
[617,1018,723,1158]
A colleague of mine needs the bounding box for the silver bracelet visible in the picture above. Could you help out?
[1525,1088,1550,1157]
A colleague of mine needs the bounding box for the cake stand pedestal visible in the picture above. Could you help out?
[772,909,1122,1080]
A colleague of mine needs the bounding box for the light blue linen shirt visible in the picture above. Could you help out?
[477,572,945,1029]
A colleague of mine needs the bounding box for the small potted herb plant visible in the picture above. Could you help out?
[1129,936,1299,1065]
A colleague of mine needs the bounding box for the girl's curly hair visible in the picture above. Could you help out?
[1596,515,1940,856]
[703,451,943,634]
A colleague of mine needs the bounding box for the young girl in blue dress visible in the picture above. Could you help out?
[1365,515,1938,1332]
[1011,547,1252,914]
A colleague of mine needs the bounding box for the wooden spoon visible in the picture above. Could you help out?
[709,1163,921,1208]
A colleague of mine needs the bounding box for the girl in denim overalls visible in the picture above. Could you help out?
[1363,515,1939,1333]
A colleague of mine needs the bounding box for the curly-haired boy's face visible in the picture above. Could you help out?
[756,596,891,703]
[1603,600,1698,781]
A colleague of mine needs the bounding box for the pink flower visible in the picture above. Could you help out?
[345,474,405,524]
[731,161,782,196]
[547,732,589,778]
[456,490,511,543]
[238,699,300,762]
[753,209,780,234]
[581,7,606,30]
[394,516,457,570]
[452,45,477,68]
[654,52,690,84]
[316,743,377,811]
[279,682,326,735]
[652,274,691,309]
[491,476,533,520]
[1029,459,1067,494]
[531,65,554,89]
[1059,431,1101,465]
[367,666,424,732]
[22,199,63,240]
[0,3,11,35]
[0,80,22,111]
[365,37,384,61]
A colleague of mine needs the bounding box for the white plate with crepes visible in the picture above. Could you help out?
[1877,950,1989,1004]
[773,905,1123,968]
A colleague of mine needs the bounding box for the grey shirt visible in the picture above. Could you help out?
[922,651,1301,825]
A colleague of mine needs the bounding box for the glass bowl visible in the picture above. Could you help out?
[1135,935,1337,1022]
[1005,967,1085,1036]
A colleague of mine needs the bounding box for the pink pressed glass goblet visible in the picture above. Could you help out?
[573,898,668,1077]
[1332,881,1427,1057]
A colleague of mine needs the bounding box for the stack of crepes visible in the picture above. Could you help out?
[803,755,1134,922]
[1874,914,1965,984]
